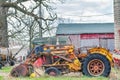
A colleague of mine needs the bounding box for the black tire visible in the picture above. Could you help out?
[82,54,111,77]
[45,67,61,76]
[0,64,2,69]
[9,60,15,66]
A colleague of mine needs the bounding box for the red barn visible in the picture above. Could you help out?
[56,23,114,51]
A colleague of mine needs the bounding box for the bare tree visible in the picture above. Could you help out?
[0,0,63,47]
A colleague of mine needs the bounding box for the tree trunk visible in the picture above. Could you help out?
[114,0,120,49]
[0,1,8,47]
[39,1,42,38]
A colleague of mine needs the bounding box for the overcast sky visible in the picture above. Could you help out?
[55,0,114,23]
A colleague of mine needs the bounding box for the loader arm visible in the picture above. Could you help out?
[12,45,25,59]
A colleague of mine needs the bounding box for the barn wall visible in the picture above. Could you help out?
[80,33,114,51]
[69,35,80,49]
[57,33,114,51]
[56,34,80,50]
[80,39,99,47]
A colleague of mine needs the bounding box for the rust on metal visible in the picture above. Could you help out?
[10,64,34,77]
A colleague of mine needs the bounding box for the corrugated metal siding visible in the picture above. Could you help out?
[100,39,107,48]
[57,34,114,51]
[100,39,114,51]
[56,35,80,49]
[80,39,99,47]
[69,35,80,49]
[108,39,114,51]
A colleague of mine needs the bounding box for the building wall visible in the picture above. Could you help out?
[57,33,114,51]
[80,33,114,51]
[80,39,99,47]
[57,34,80,50]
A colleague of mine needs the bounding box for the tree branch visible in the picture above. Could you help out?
[2,2,57,21]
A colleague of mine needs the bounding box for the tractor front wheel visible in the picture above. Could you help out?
[82,54,111,77]
[45,67,61,76]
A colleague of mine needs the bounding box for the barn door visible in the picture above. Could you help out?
[107,39,114,51]
[99,39,107,49]
[80,39,99,47]
[99,39,114,51]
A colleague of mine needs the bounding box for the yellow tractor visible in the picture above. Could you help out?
[42,44,113,77]
[10,44,113,77]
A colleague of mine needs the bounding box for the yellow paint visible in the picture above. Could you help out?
[68,59,81,71]
[30,73,36,78]
[50,46,55,49]
[88,47,114,66]
[43,47,47,51]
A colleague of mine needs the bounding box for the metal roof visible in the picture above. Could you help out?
[56,23,114,35]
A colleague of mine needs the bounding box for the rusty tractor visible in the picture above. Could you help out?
[10,44,113,77]
[42,45,113,77]
[0,46,24,69]
[0,50,15,69]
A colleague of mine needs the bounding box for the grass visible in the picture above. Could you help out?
[0,66,113,80]
[0,76,3,80]
[4,75,109,80]
[8,76,109,80]
[0,66,12,72]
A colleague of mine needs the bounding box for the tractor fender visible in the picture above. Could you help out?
[88,47,114,66]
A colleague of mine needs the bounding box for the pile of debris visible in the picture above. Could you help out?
[10,48,46,77]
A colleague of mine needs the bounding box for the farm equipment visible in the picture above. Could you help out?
[0,50,14,69]
[10,49,41,77]
[10,44,113,77]
[42,45,113,77]
[0,45,24,69]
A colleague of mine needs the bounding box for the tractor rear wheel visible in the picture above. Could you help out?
[82,54,111,77]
